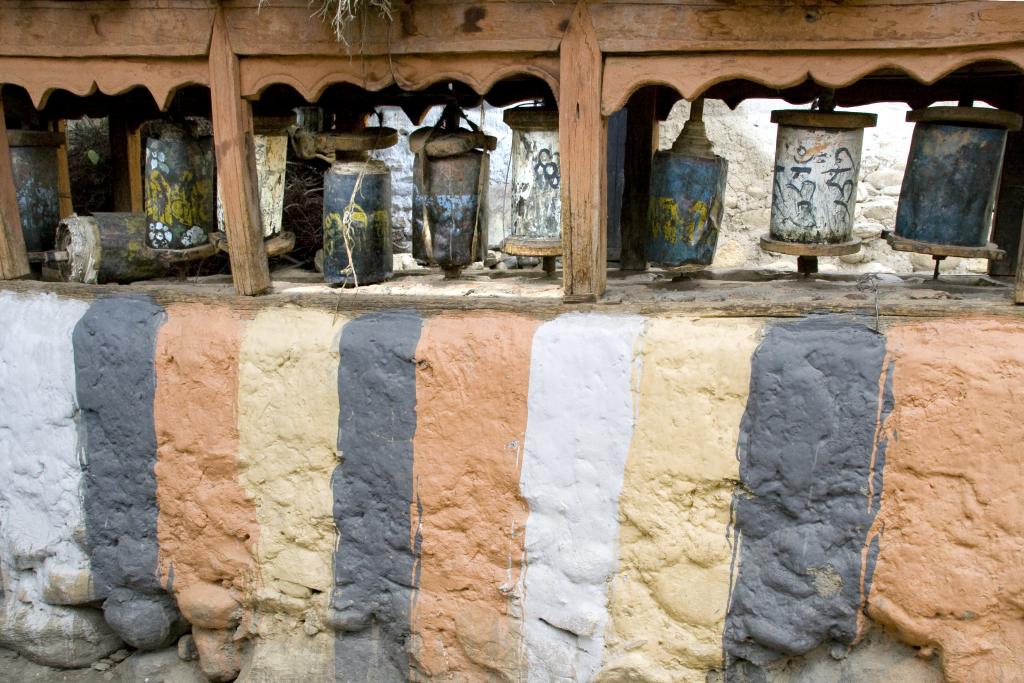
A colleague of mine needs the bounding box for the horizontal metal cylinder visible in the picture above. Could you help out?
[56,213,171,284]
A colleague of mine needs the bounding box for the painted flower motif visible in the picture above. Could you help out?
[150,158,158,170]
[158,151,166,163]
[181,226,206,248]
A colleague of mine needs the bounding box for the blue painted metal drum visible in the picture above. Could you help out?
[647,151,727,268]
[322,159,393,286]
[895,107,1022,248]
[646,99,728,269]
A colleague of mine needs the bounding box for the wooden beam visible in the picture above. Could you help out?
[0,90,30,280]
[53,120,73,218]
[619,87,657,271]
[559,1,606,302]
[209,9,271,296]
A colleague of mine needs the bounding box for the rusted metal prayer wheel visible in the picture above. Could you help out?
[7,129,63,254]
[144,121,216,250]
[888,106,1022,277]
[411,103,496,278]
[761,107,877,274]
[49,213,216,284]
[646,99,727,270]
[501,107,561,275]
[293,124,398,286]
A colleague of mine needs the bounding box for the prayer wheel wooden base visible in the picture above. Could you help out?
[210,230,296,258]
[884,231,1005,279]
[759,235,860,276]
[501,235,560,276]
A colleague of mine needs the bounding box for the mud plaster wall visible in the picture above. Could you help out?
[0,291,1021,683]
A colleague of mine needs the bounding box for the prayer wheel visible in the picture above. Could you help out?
[217,134,288,238]
[292,123,398,286]
[410,104,496,278]
[144,121,215,250]
[761,107,876,274]
[501,107,561,275]
[323,157,393,286]
[647,99,727,270]
[50,213,216,284]
[7,129,63,254]
[891,106,1022,266]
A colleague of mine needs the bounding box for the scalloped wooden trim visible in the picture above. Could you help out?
[239,54,558,103]
[0,57,210,111]
[602,47,1024,115]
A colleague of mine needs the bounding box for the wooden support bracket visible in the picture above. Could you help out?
[559,1,607,303]
[209,10,272,296]
[0,89,30,280]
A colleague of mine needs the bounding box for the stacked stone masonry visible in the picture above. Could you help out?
[0,290,1020,682]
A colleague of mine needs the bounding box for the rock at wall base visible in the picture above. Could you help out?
[176,583,241,631]
[103,590,187,651]
[193,627,242,682]
[116,647,207,683]
[0,595,123,668]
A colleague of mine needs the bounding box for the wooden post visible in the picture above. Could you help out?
[53,120,74,218]
[209,9,271,296]
[1015,231,1024,304]
[559,1,606,302]
[0,89,30,280]
[618,87,658,271]
[110,114,144,213]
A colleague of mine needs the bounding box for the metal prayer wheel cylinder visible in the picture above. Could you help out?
[218,134,287,238]
[769,110,877,245]
[423,149,486,278]
[7,129,63,253]
[322,158,393,286]
[144,121,216,250]
[501,108,561,273]
[895,106,1023,248]
[647,100,727,269]
[411,105,496,278]
[52,213,215,284]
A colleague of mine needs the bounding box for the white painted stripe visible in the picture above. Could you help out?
[0,293,109,662]
[519,312,644,683]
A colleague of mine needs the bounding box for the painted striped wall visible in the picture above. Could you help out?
[0,291,1020,682]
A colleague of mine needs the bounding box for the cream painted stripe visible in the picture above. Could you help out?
[236,309,345,683]
[519,312,645,683]
[601,317,763,682]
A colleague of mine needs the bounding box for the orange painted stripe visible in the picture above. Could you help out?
[867,318,1024,681]
[154,304,259,636]
[409,313,540,680]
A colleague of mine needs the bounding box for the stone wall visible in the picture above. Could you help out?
[0,289,1020,681]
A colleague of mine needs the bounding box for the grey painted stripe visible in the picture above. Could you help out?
[725,316,888,676]
[74,296,182,650]
[331,311,422,682]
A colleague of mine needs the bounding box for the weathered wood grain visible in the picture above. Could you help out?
[209,10,272,296]
[560,1,607,302]
[0,91,30,280]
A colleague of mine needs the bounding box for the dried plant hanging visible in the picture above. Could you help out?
[259,0,394,44]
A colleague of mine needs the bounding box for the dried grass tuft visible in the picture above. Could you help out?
[260,0,393,44]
